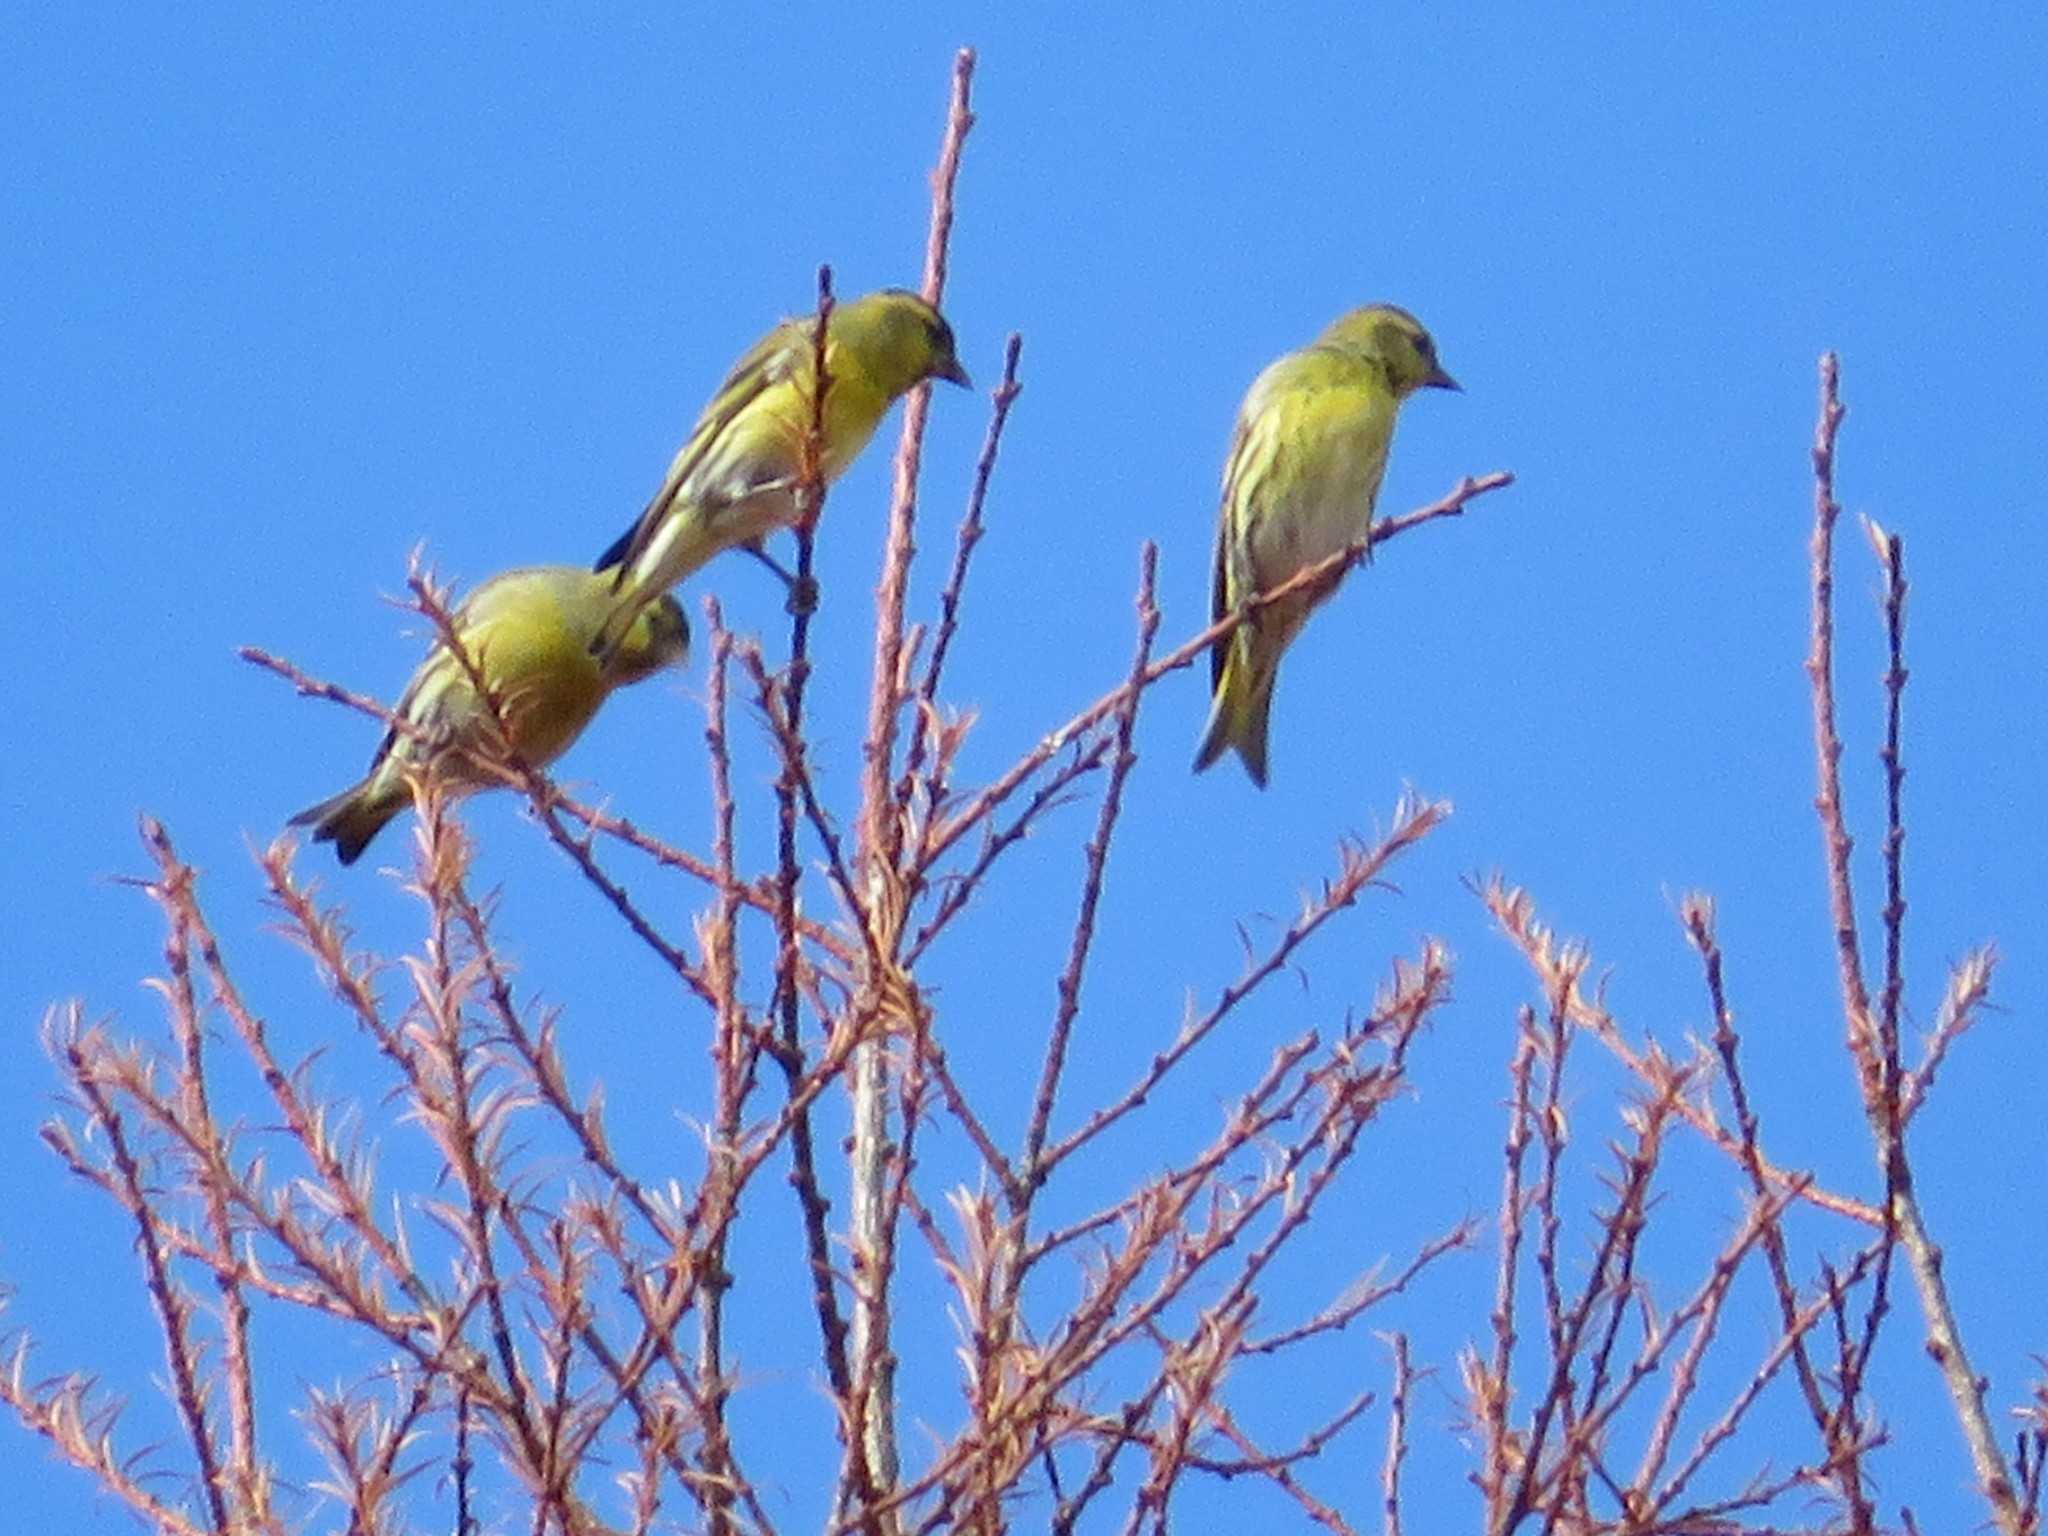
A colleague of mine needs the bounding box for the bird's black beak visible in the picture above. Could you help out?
[935,355,973,388]
[1425,363,1461,392]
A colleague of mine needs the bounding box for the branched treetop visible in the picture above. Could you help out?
[13,52,2034,1536]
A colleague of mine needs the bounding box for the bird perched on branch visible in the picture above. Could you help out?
[293,566,689,864]
[590,287,971,659]
[1193,304,1460,787]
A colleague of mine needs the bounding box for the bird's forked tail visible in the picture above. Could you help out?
[1191,639,1276,788]
[290,779,404,866]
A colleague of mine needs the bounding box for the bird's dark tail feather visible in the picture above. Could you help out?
[289,783,396,866]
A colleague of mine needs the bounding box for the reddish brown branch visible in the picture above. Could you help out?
[0,1332,214,1536]
[1682,894,1872,1525]
[768,273,865,1486]
[1040,800,1446,1175]
[54,1023,233,1535]
[1498,1060,1689,1532]
[902,737,1112,966]
[1805,359,2018,1533]
[862,47,977,875]
[1482,875,1880,1227]
[1901,949,1996,1126]
[696,602,747,1536]
[148,841,266,1527]
[840,54,979,1527]
[408,791,541,1464]
[1806,354,1877,1086]
[1649,1241,1886,1518]
[1478,1015,1537,1522]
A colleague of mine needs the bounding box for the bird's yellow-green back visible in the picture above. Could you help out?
[1195,304,1460,786]
[293,566,689,864]
[588,289,969,660]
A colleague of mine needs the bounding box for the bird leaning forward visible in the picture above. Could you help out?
[1192,304,1460,788]
[293,566,689,865]
[589,287,971,660]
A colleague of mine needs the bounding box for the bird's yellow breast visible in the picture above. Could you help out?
[1231,360,1396,575]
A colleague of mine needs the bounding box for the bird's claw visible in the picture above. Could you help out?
[740,542,819,616]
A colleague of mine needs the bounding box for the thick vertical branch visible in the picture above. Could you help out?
[767,273,866,1497]
[1382,1334,1413,1536]
[696,606,745,1536]
[845,51,977,1524]
[860,47,977,869]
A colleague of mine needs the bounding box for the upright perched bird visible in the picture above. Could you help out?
[590,287,971,657]
[293,566,689,864]
[1193,305,1460,787]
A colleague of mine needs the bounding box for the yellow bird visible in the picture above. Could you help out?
[1193,304,1460,786]
[591,287,970,656]
[293,566,689,864]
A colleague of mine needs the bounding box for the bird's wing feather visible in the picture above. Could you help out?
[367,570,511,773]
[368,654,447,774]
[1211,361,1299,689]
[1210,414,1256,691]
[598,324,801,582]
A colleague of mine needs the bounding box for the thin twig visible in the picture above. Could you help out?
[902,330,1026,808]
[1039,800,1446,1174]
[54,1021,233,1535]
[1479,1016,1537,1524]
[1682,893,1873,1526]
[1482,875,1881,1228]
[148,839,267,1530]
[1020,544,1160,1190]
[1806,354,1877,1089]
[1901,949,1997,1126]
[922,473,1511,872]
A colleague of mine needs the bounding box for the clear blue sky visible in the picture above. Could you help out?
[5,7,2045,1530]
